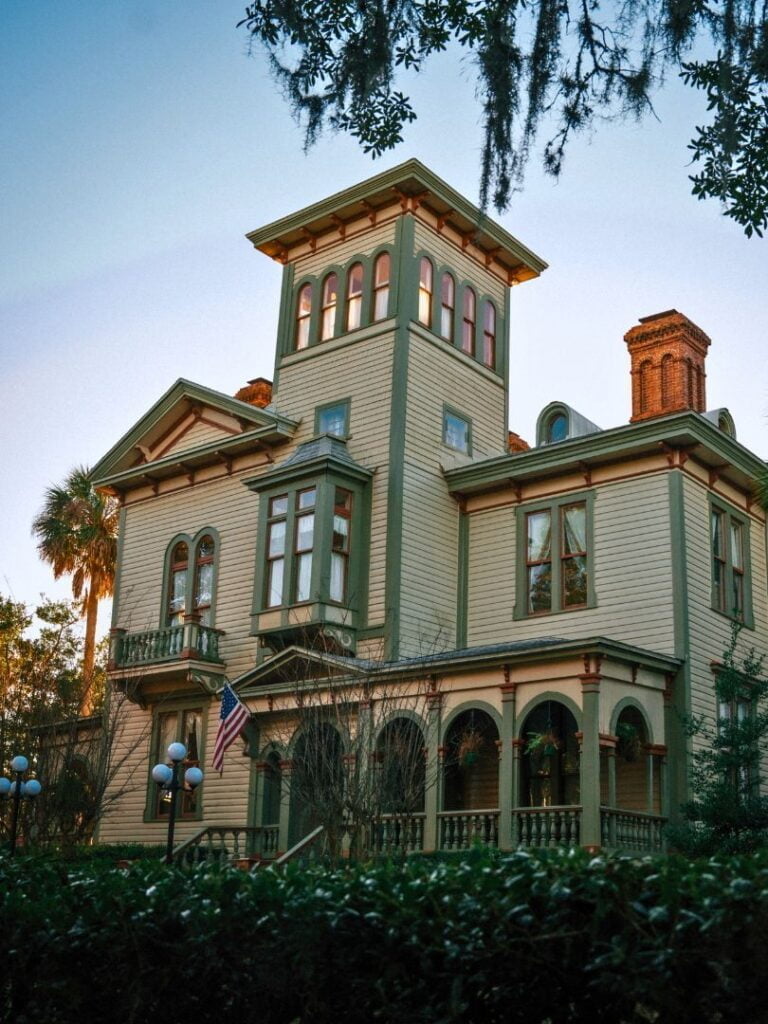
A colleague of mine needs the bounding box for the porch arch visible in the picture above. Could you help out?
[442,707,500,811]
[517,698,580,807]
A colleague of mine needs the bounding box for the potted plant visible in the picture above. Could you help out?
[616,721,642,762]
[456,726,485,767]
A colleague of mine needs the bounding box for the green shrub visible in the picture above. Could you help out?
[2,848,767,1022]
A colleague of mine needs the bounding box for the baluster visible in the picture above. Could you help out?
[232,830,241,861]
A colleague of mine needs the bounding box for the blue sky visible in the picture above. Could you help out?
[1,1,766,629]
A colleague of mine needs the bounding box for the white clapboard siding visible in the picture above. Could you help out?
[467,473,676,654]
[292,221,398,279]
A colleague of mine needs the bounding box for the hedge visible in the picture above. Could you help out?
[2,847,767,1023]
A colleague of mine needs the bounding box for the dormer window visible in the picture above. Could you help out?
[546,413,568,443]
[346,263,363,331]
[296,284,312,350]
[482,301,496,368]
[440,273,455,341]
[373,252,390,320]
[321,273,338,341]
[418,257,433,327]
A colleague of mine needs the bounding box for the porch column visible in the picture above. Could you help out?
[422,691,442,852]
[277,759,294,856]
[511,740,525,846]
[253,761,268,857]
[499,676,516,850]
[648,744,668,815]
[603,737,617,849]
[181,612,201,659]
[580,659,602,850]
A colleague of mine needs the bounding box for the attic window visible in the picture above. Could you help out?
[546,413,568,443]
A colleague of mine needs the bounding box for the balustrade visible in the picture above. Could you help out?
[600,807,666,853]
[372,814,425,854]
[173,825,278,865]
[438,810,499,850]
[513,806,582,849]
[114,623,223,667]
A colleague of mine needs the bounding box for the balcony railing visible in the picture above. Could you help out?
[600,807,666,853]
[513,806,582,849]
[438,810,499,850]
[111,621,224,668]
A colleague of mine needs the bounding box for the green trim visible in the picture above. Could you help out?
[246,158,547,278]
[502,286,511,443]
[91,378,297,483]
[384,214,414,659]
[708,492,755,629]
[513,490,596,620]
[456,511,469,648]
[143,699,209,824]
[516,690,583,734]
[668,470,691,819]
[314,398,351,438]
[273,262,295,385]
[442,404,473,455]
[446,410,768,496]
[244,447,373,493]
[110,506,127,629]
[609,697,655,744]
[441,699,503,737]
[159,526,221,629]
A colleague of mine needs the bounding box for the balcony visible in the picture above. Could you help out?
[109,618,225,670]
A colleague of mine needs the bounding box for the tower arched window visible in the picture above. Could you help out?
[418,257,433,327]
[440,272,455,341]
[320,273,338,341]
[193,535,215,626]
[166,542,188,626]
[661,353,674,408]
[295,284,312,350]
[481,301,496,369]
[346,263,364,331]
[462,287,476,354]
[638,360,652,414]
[686,359,694,407]
[373,252,390,321]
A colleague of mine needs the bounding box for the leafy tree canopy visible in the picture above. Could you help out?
[239,0,768,236]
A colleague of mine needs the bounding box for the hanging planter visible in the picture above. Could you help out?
[525,729,560,758]
[456,727,485,768]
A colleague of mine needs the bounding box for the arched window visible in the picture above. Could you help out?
[193,535,215,626]
[166,541,188,626]
[638,359,652,414]
[373,252,390,320]
[295,284,312,350]
[519,700,579,808]
[443,709,500,815]
[661,353,674,408]
[346,262,364,331]
[546,413,568,443]
[440,272,455,341]
[461,287,476,354]
[418,257,433,327]
[320,273,338,341]
[481,301,496,368]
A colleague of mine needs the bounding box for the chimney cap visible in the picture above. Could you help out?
[638,309,679,324]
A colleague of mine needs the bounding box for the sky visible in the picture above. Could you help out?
[1,1,766,636]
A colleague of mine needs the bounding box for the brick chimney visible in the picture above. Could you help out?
[624,310,711,423]
[234,377,273,409]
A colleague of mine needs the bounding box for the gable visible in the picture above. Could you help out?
[151,407,246,462]
[234,646,376,693]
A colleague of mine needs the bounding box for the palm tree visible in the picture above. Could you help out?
[32,466,118,715]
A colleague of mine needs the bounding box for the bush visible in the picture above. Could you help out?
[2,847,767,1022]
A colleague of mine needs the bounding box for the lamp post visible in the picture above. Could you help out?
[152,742,204,864]
[0,755,43,856]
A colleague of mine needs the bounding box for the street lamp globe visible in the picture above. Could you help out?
[184,766,203,789]
[152,763,173,786]
[10,755,29,774]
[24,780,42,798]
[0,778,10,797]
[167,742,187,763]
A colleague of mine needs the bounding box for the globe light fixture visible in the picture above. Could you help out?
[152,742,204,864]
[0,754,42,856]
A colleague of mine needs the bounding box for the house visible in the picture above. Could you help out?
[91,160,768,859]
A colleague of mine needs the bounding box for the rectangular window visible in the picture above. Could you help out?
[315,400,349,438]
[293,487,316,602]
[711,501,751,623]
[330,488,352,603]
[443,409,471,454]
[516,495,594,618]
[266,495,288,608]
[152,707,202,819]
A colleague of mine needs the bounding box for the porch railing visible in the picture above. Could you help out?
[438,810,499,850]
[600,807,666,853]
[173,824,279,865]
[513,806,582,849]
[113,623,224,667]
[371,814,425,854]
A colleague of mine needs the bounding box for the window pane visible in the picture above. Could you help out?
[183,710,202,763]
[195,562,213,607]
[346,263,363,330]
[527,511,551,561]
[267,558,284,607]
[318,404,347,436]
[346,295,362,330]
[733,572,744,618]
[444,411,470,453]
[547,414,568,443]
[562,555,588,606]
[296,552,312,601]
[332,514,349,552]
[347,263,363,295]
[268,520,286,557]
[172,542,188,564]
[334,487,352,512]
[197,536,214,559]
[330,552,346,602]
[562,504,586,553]
[321,274,338,340]
[297,488,316,510]
[296,512,314,552]
[528,564,552,613]
[419,257,432,291]
[712,511,724,555]
[418,257,432,326]
[730,522,743,570]
[270,495,288,517]
[169,569,187,614]
[322,274,338,305]
[374,285,389,320]
[374,253,390,320]
[296,284,312,350]
[375,252,390,286]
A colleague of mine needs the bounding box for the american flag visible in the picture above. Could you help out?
[212,683,250,773]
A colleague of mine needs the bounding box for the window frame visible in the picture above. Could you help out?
[440,271,455,342]
[145,702,207,823]
[461,285,476,356]
[320,272,339,342]
[345,262,364,332]
[418,256,434,328]
[161,528,220,629]
[709,496,753,627]
[442,405,473,455]
[372,251,391,321]
[295,282,313,351]
[514,492,596,619]
[314,398,351,439]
